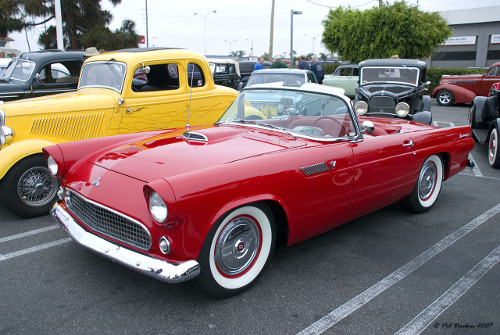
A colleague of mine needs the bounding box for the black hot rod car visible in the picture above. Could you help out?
[353,58,432,124]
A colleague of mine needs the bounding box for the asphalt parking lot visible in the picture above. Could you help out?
[1,100,499,335]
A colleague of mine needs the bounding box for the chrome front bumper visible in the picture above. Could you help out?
[50,203,200,283]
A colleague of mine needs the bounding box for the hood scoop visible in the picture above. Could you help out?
[182,131,208,143]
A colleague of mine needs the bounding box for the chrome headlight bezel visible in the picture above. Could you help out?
[395,102,410,118]
[0,109,5,146]
[149,191,168,223]
[47,156,59,176]
[354,101,368,116]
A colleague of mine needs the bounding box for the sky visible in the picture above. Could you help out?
[8,0,500,58]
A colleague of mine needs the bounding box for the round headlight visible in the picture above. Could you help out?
[395,102,410,118]
[354,101,368,116]
[149,191,168,223]
[47,156,59,176]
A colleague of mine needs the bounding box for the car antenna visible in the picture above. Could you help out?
[186,64,195,131]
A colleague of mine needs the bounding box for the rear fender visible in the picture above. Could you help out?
[432,84,476,104]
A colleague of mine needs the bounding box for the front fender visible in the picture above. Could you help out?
[0,139,56,180]
[432,84,476,104]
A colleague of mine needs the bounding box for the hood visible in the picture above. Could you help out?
[90,125,307,182]
[1,88,117,116]
[440,74,482,84]
[0,79,23,94]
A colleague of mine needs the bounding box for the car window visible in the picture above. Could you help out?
[219,88,356,140]
[487,66,499,76]
[4,59,36,82]
[187,63,205,87]
[353,67,360,76]
[132,63,180,92]
[247,73,305,87]
[361,66,419,85]
[79,61,126,92]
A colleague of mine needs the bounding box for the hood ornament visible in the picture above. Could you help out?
[91,177,102,187]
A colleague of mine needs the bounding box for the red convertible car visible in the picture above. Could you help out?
[45,83,474,297]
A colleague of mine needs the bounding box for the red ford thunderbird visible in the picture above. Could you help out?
[44,83,475,297]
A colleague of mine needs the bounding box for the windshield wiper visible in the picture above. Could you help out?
[258,122,297,138]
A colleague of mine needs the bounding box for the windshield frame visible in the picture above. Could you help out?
[360,66,420,87]
[3,58,36,82]
[217,86,360,142]
[78,60,127,93]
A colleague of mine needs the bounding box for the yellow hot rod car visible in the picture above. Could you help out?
[0,48,238,217]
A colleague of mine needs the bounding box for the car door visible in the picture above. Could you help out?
[478,65,500,96]
[119,61,189,134]
[350,132,420,217]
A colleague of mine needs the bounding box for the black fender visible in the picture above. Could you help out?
[412,111,432,125]
[421,95,431,112]
[470,96,496,128]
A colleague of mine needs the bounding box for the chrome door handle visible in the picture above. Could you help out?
[403,140,414,147]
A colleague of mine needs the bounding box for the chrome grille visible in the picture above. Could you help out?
[301,162,330,176]
[368,96,396,116]
[67,190,152,251]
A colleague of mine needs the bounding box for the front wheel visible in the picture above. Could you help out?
[197,204,276,298]
[436,89,455,106]
[0,155,59,218]
[401,155,443,213]
[488,127,500,168]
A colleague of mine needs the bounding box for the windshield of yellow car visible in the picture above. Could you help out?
[3,59,36,82]
[218,88,357,141]
[79,61,127,92]
[360,66,419,86]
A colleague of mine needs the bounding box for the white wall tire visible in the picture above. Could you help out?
[198,204,275,297]
[401,155,443,213]
[488,127,500,168]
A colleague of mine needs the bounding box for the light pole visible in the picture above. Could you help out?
[290,10,302,68]
[202,10,216,56]
[305,34,318,54]
[246,39,254,59]
[225,39,236,55]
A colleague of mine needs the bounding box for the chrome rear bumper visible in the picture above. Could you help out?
[50,203,200,283]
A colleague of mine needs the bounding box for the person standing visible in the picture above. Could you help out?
[253,57,265,71]
[297,55,309,70]
[271,55,288,68]
[310,56,324,84]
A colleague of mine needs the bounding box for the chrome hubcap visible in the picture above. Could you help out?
[215,216,260,276]
[419,161,437,200]
[489,131,497,163]
[439,92,451,104]
[17,167,57,206]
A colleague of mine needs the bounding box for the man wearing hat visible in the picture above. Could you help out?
[271,55,288,68]
[83,47,100,58]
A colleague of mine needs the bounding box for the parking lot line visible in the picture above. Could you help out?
[394,244,500,335]
[297,203,500,335]
[0,237,71,262]
[0,224,59,244]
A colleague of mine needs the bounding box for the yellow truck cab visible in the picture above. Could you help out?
[0,48,238,217]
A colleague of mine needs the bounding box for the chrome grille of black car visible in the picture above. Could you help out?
[67,190,152,251]
[368,96,396,116]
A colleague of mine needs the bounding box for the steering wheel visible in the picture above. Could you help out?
[313,116,348,137]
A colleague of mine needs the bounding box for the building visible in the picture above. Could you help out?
[430,6,500,68]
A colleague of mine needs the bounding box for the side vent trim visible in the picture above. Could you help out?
[300,162,330,176]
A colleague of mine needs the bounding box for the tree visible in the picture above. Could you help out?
[0,0,139,50]
[322,1,451,63]
[230,50,246,58]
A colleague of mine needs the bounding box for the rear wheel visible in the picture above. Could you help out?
[0,155,59,218]
[401,155,443,213]
[197,204,275,298]
[489,127,500,168]
[436,89,455,106]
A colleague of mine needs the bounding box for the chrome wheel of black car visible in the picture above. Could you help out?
[198,204,275,297]
[436,89,454,106]
[401,155,443,213]
[0,155,59,218]
[489,127,500,168]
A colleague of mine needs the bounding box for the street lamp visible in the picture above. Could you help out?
[246,38,254,59]
[290,10,302,68]
[305,34,318,54]
[225,39,236,55]
[200,10,216,56]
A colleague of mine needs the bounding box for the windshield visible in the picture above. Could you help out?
[3,59,36,82]
[218,88,357,141]
[247,73,307,87]
[79,61,126,92]
[360,66,419,86]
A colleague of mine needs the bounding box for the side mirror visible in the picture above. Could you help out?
[35,73,41,82]
[425,81,431,86]
[361,120,375,134]
[140,63,150,74]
